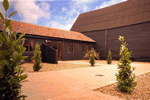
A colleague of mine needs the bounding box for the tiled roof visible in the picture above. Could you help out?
[71,0,150,32]
[0,18,95,42]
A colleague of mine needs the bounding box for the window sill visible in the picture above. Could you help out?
[67,52,75,54]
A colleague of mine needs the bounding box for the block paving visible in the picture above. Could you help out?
[22,61,150,100]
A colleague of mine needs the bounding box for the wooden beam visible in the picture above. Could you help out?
[105,30,107,47]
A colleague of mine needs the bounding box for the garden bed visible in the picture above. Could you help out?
[94,72,150,100]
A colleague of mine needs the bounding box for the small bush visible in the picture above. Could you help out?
[115,36,137,94]
[107,49,112,64]
[0,0,28,99]
[84,48,100,66]
[90,50,95,66]
[32,43,42,71]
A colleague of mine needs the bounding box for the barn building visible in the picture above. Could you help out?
[0,19,95,63]
[71,0,150,61]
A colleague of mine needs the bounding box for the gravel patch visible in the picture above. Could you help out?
[22,60,114,73]
[22,61,92,73]
[94,72,150,100]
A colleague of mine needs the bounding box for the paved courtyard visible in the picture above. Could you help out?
[21,60,150,100]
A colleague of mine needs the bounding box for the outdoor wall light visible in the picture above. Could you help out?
[46,40,47,42]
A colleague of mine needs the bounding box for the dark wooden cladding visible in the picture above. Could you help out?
[105,30,107,47]
[63,40,94,60]
[41,44,58,64]
[71,0,150,32]
[55,49,58,63]
[107,21,150,58]
[78,42,79,59]
[62,41,64,60]
[18,33,95,62]
[82,30,108,59]
[42,38,44,44]
[82,21,150,61]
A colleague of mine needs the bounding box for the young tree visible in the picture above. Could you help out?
[115,36,137,94]
[83,48,100,66]
[32,43,42,71]
[107,49,112,64]
[0,0,28,99]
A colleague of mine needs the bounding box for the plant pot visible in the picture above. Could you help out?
[31,60,35,63]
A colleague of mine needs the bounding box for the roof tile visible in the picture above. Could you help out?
[0,18,95,42]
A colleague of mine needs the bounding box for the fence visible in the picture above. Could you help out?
[41,44,58,64]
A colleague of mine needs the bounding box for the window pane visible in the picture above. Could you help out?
[24,39,28,45]
[52,42,57,50]
[71,44,73,48]
[68,43,74,53]
[47,42,51,47]
[71,48,73,52]
[22,39,28,51]
[24,46,28,51]
[29,40,34,51]
[36,39,42,46]
[86,45,88,52]
[22,39,28,46]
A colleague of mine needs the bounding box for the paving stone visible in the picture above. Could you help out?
[22,61,149,100]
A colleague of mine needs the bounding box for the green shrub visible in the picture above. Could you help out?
[115,36,137,94]
[32,43,42,71]
[107,49,112,64]
[0,0,28,99]
[90,51,95,66]
[84,48,99,66]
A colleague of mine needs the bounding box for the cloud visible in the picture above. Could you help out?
[65,17,77,30]
[95,0,127,9]
[67,0,89,17]
[62,7,67,12]
[72,0,97,4]
[39,2,50,12]
[11,0,50,23]
[0,0,15,17]
[50,21,71,31]
[48,16,77,31]
[51,21,63,29]
[0,0,54,2]
[46,0,91,31]
[0,3,5,16]
[69,7,78,16]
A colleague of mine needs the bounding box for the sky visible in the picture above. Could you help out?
[0,0,127,31]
